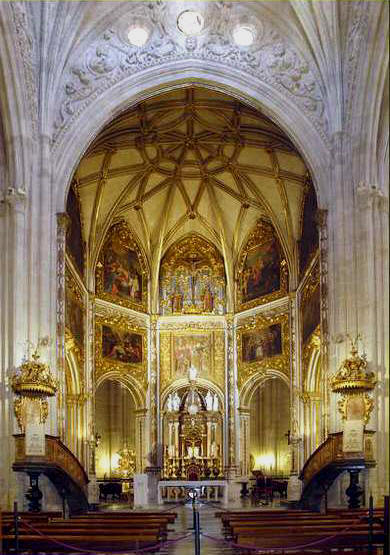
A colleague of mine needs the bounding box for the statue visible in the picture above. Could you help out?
[172,392,181,411]
[212,394,219,411]
[205,391,213,411]
[167,394,173,412]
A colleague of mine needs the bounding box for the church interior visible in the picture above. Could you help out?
[0,1,388,553]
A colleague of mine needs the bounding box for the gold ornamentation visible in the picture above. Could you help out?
[160,234,226,316]
[237,312,289,389]
[13,397,49,431]
[12,350,57,398]
[236,219,288,312]
[159,329,225,393]
[96,221,148,312]
[330,337,376,425]
[330,340,376,394]
[95,315,147,388]
[114,445,136,478]
[337,393,374,425]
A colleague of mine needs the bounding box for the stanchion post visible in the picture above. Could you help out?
[194,509,201,555]
[13,500,19,555]
[384,495,389,555]
[368,494,374,555]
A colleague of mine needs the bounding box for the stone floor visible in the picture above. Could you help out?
[102,497,286,554]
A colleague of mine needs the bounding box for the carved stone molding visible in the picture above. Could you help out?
[10,2,38,137]
[52,1,327,147]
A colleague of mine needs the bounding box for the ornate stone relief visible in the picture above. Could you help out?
[53,1,327,146]
[10,3,38,137]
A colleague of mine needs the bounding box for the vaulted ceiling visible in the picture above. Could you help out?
[74,87,310,278]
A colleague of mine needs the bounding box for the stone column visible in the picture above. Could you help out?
[316,209,330,440]
[225,313,238,476]
[0,187,28,509]
[145,314,160,504]
[355,184,389,503]
[56,213,70,441]
[135,408,147,473]
[238,407,250,477]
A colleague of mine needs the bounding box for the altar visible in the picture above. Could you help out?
[157,480,228,505]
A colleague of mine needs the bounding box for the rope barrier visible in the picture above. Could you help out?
[201,514,375,553]
[18,518,191,554]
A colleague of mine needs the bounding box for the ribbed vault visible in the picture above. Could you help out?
[74,87,310,300]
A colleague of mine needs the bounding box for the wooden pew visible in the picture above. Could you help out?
[2,510,177,554]
[216,508,385,553]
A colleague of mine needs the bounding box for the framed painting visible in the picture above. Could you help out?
[159,328,225,393]
[96,222,148,312]
[65,271,84,348]
[66,185,84,276]
[237,220,288,311]
[302,284,320,344]
[95,315,147,388]
[237,314,289,388]
[102,325,143,364]
[242,238,280,303]
[242,324,282,363]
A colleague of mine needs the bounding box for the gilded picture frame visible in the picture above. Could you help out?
[95,314,147,389]
[237,313,290,389]
[96,221,148,313]
[159,328,225,393]
[236,219,288,312]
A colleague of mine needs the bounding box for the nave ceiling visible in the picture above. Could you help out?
[74,88,309,283]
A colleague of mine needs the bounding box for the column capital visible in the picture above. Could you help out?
[56,212,71,232]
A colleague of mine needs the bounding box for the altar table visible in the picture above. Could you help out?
[157,480,228,505]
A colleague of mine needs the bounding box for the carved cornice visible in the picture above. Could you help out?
[52,2,327,147]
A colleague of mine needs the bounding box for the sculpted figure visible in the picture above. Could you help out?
[212,394,219,411]
[173,392,181,411]
[205,391,213,411]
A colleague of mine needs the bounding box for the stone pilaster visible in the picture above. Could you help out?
[238,407,250,477]
[316,209,330,440]
[355,184,389,502]
[225,313,238,476]
[56,213,71,441]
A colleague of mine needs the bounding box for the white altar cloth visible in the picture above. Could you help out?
[157,480,228,505]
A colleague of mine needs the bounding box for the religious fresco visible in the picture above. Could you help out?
[237,220,287,311]
[66,184,84,276]
[95,314,147,389]
[237,313,289,389]
[65,271,84,348]
[102,325,143,364]
[159,235,225,315]
[299,181,319,278]
[96,222,148,312]
[242,324,282,363]
[159,328,225,392]
[302,284,320,344]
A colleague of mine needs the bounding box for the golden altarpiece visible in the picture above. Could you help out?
[52,89,347,507]
[59,209,327,495]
